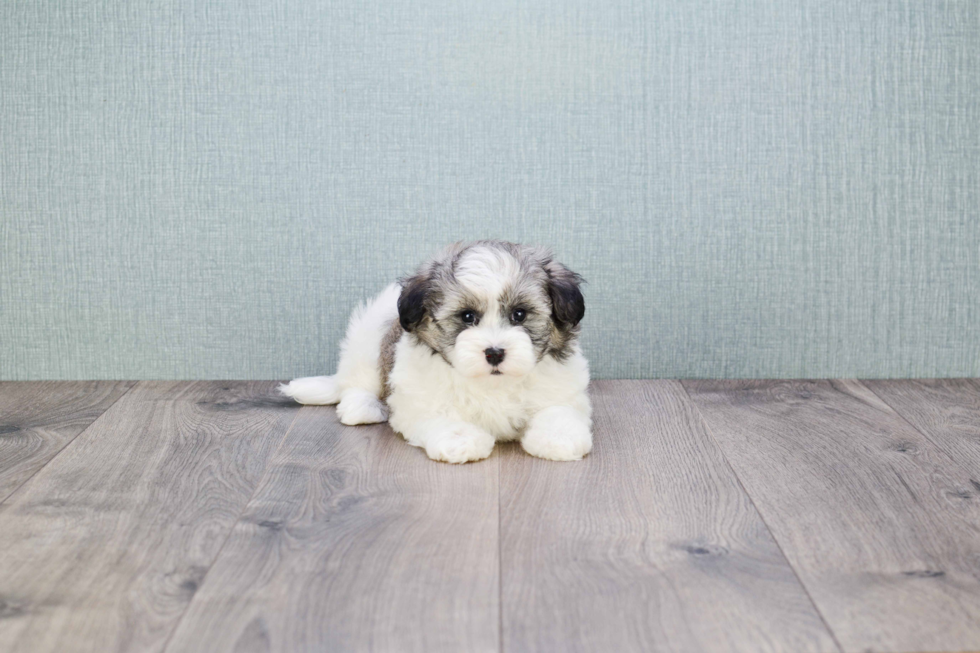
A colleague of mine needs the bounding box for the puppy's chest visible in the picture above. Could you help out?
[452,383,530,440]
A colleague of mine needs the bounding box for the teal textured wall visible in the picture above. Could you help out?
[2,0,978,380]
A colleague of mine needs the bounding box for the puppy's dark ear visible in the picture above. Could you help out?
[398,274,430,332]
[546,261,585,328]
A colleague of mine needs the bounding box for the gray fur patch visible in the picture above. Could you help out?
[379,317,404,400]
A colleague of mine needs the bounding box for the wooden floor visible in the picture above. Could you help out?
[1,381,979,653]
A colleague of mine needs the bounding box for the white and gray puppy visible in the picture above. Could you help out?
[280,240,592,463]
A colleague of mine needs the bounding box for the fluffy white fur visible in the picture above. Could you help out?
[280,244,592,463]
[282,283,399,420]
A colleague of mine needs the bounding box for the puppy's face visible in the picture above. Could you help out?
[398,242,585,379]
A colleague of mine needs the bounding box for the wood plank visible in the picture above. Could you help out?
[683,379,980,653]
[864,378,980,477]
[0,381,299,653]
[500,380,838,653]
[0,381,135,502]
[164,406,500,653]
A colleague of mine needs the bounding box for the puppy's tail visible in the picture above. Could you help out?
[278,375,342,405]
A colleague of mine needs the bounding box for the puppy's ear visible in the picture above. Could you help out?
[546,261,585,328]
[398,273,430,332]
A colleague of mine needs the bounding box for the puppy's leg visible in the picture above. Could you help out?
[521,405,592,461]
[401,418,496,464]
[335,388,388,425]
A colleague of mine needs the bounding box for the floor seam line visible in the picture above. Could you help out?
[158,392,305,653]
[498,449,504,653]
[859,378,980,476]
[0,380,139,507]
[677,380,846,653]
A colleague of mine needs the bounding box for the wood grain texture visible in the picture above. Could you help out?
[683,379,980,653]
[864,379,980,477]
[164,405,500,653]
[500,380,839,653]
[0,381,135,502]
[0,381,299,653]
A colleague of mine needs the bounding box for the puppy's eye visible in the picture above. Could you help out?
[461,310,477,325]
[511,308,527,324]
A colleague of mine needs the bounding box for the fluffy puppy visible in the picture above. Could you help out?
[280,240,592,463]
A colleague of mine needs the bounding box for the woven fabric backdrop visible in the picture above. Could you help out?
[2,0,978,380]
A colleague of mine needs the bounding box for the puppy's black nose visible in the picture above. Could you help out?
[484,347,505,366]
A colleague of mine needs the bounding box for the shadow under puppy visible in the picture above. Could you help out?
[281,240,592,463]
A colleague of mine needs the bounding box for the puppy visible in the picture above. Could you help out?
[280,240,592,463]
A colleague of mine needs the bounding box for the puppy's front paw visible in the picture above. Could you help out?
[424,422,495,464]
[521,407,592,461]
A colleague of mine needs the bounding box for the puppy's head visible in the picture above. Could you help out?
[398,241,585,378]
